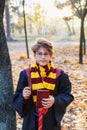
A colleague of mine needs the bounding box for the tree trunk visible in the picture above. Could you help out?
[64,20,72,35]
[0,0,16,130]
[72,18,75,35]
[79,17,85,64]
[83,23,86,55]
[23,0,29,58]
[83,37,86,55]
[5,0,12,41]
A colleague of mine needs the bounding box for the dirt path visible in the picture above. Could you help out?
[7,40,79,58]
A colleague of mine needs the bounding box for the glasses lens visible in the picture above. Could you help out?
[36,52,49,57]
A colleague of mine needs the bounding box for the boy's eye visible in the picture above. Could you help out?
[36,52,49,57]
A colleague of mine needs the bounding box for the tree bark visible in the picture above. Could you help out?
[23,0,29,58]
[0,0,16,130]
[79,17,85,64]
[5,0,12,41]
[83,23,86,55]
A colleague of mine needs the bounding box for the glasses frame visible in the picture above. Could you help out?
[36,52,50,58]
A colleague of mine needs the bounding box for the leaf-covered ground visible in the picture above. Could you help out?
[8,40,87,130]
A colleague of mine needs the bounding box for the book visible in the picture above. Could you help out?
[37,90,49,108]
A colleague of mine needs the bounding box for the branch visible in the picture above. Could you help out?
[55,0,71,9]
[70,0,81,18]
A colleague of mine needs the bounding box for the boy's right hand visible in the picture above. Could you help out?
[23,87,31,100]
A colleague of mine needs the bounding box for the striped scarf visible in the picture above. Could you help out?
[30,62,57,105]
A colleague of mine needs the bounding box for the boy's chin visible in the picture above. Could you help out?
[39,62,47,66]
[39,64,47,66]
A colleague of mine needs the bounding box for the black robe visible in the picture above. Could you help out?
[12,70,74,130]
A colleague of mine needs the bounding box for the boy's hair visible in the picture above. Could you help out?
[32,38,54,56]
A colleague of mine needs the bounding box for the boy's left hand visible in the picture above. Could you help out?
[42,95,55,109]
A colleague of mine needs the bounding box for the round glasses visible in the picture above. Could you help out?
[36,52,50,57]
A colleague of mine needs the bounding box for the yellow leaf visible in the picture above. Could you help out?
[19,55,26,59]
[79,103,87,108]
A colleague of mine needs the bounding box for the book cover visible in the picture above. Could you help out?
[37,90,49,108]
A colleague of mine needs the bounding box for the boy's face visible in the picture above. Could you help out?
[34,47,52,66]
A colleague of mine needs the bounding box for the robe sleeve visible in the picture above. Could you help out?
[54,71,74,123]
[12,70,31,117]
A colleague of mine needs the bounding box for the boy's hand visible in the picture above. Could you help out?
[23,87,31,100]
[42,95,55,109]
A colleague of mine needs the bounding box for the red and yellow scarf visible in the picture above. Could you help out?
[29,62,61,130]
[30,62,57,105]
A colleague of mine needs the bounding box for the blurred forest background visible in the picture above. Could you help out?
[4,0,87,63]
[0,0,87,130]
[5,0,87,39]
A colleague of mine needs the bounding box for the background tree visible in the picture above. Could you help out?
[5,0,12,41]
[0,0,16,129]
[55,0,75,35]
[55,0,87,64]
[70,0,87,63]
[9,0,23,36]
[22,0,29,58]
[33,3,46,34]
